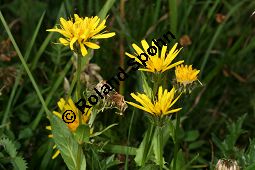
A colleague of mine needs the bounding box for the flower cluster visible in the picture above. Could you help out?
[126,38,201,117]
[46,13,201,161]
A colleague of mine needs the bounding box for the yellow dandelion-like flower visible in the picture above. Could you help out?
[46,98,91,159]
[47,14,115,56]
[175,64,200,86]
[125,40,184,73]
[127,86,182,117]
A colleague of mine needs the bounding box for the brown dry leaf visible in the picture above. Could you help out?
[0,66,19,93]
[216,13,226,23]
[0,39,17,62]
[179,35,192,46]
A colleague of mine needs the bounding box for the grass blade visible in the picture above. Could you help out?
[0,11,51,117]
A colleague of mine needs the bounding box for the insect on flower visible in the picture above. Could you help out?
[94,80,128,115]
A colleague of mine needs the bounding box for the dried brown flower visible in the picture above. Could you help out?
[215,159,240,170]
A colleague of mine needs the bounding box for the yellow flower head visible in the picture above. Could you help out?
[46,98,91,159]
[175,64,200,86]
[47,14,115,56]
[125,40,184,73]
[127,86,182,117]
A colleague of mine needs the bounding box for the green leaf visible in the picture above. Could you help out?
[102,154,121,169]
[88,108,98,127]
[224,114,247,150]
[135,125,155,166]
[18,128,33,140]
[0,138,17,157]
[168,119,175,143]
[245,139,255,163]
[12,156,28,170]
[74,124,90,144]
[188,140,205,150]
[212,114,247,158]
[90,123,118,138]
[152,126,166,166]
[245,163,255,170]
[183,153,199,169]
[170,149,186,170]
[212,133,226,155]
[184,130,199,142]
[152,127,161,166]
[24,11,45,60]
[50,116,86,170]
[102,144,137,155]
[0,138,27,170]
[139,164,159,170]
[98,0,115,19]
[140,72,153,99]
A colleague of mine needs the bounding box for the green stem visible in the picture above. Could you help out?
[153,74,157,96]
[142,124,154,166]
[76,53,82,125]
[153,73,161,98]
[67,73,77,97]
[157,126,163,170]
[76,53,82,100]
[125,110,135,170]
[173,112,180,170]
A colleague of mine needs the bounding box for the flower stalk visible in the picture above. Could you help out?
[76,53,82,125]
[157,125,164,170]
[173,111,180,170]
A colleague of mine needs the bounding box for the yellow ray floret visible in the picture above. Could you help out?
[127,86,182,116]
[47,14,115,56]
[175,64,200,86]
[125,40,184,73]
[46,98,92,159]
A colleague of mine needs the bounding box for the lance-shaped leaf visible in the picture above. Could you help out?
[50,116,86,170]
